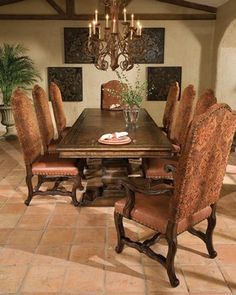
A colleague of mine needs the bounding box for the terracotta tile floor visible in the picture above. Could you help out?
[0,138,236,294]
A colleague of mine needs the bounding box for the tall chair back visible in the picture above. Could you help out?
[101,80,126,110]
[11,89,42,164]
[162,81,179,136]
[172,103,236,222]
[32,85,54,151]
[194,89,217,117]
[171,84,195,146]
[50,82,66,136]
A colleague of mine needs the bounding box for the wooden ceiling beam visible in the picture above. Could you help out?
[46,0,65,15]
[66,0,75,16]
[157,0,217,13]
[0,0,23,6]
[0,13,216,20]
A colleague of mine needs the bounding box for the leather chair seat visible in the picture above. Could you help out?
[32,154,78,176]
[115,193,212,234]
[143,158,178,179]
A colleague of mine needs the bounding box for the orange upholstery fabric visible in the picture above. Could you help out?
[143,158,178,179]
[115,194,212,234]
[11,89,42,164]
[32,85,54,150]
[32,154,78,176]
[172,103,236,222]
[194,89,217,117]
[50,82,67,136]
[163,82,180,136]
[101,80,127,110]
[171,85,195,146]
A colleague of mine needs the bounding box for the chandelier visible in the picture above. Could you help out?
[87,0,145,71]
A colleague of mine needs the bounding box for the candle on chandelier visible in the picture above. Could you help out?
[130,29,133,40]
[92,20,96,35]
[89,23,92,37]
[139,25,142,36]
[123,8,127,22]
[113,19,116,33]
[98,26,101,39]
[106,14,109,28]
[95,10,98,24]
[131,14,134,27]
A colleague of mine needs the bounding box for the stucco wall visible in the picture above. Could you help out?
[213,0,236,109]
[0,0,215,130]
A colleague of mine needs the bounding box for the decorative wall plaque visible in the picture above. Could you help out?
[147,66,182,101]
[133,28,165,64]
[48,67,83,102]
[64,27,94,64]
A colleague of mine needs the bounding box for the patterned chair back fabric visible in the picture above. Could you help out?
[32,85,54,150]
[50,82,67,136]
[171,84,195,146]
[194,89,217,117]
[11,89,42,165]
[171,103,236,222]
[162,81,179,136]
[101,80,127,110]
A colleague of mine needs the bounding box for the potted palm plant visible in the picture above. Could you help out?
[0,43,41,138]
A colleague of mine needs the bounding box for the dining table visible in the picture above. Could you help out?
[57,108,174,206]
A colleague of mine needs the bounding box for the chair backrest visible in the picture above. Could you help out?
[194,89,217,117]
[11,89,42,165]
[50,82,66,136]
[32,85,54,150]
[171,103,236,222]
[171,84,195,146]
[162,81,179,136]
[101,80,126,110]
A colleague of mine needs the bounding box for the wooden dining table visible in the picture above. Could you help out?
[57,108,174,206]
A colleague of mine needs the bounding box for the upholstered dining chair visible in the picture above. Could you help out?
[194,89,217,117]
[162,81,180,137]
[50,82,70,139]
[170,84,195,146]
[12,88,84,206]
[32,85,57,153]
[114,103,236,287]
[142,84,195,180]
[101,80,126,110]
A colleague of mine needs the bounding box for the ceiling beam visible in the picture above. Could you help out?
[157,0,217,13]
[66,0,75,17]
[0,0,23,6]
[46,0,65,15]
[0,13,216,20]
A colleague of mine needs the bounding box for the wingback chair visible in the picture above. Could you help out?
[194,89,217,117]
[50,82,70,138]
[162,81,180,137]
[11,89,83,206]
[114,103,236,287]
[101,80,126,110]
[32,85,56,153]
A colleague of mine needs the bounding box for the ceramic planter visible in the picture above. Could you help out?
[0,105,16,138]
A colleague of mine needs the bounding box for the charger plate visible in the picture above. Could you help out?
[98,136,131,145]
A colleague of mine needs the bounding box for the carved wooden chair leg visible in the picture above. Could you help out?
[205,204,217,258]
[52,178,63,190]
[166,223,179,287]
[25,167,34,206]
[34,175,44,191]
[114,212,125,253]
[78,159,86,180]
[71,175,83,207]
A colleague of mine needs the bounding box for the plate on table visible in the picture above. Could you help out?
[98,136,132,145]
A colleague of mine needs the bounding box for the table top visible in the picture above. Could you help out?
[57,108,173,158]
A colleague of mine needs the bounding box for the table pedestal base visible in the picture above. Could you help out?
[80,158,142,206]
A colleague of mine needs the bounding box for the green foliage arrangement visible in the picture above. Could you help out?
[106,65,148,108]
[0,43,41,106]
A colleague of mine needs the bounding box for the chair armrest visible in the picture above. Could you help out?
[120,178,174,218]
